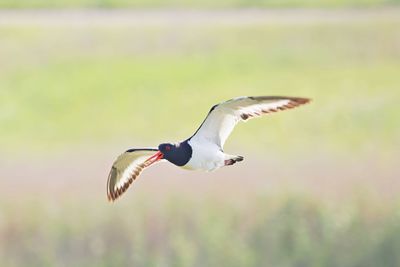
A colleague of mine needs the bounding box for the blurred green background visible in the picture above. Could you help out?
[1,2,400,267]
[1,0,400,8]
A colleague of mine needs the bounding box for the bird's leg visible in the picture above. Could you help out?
[224,155,244,166]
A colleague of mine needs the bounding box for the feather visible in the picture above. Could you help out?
[190,96,310,148]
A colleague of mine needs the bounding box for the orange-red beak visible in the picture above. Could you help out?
[144,151,164,167]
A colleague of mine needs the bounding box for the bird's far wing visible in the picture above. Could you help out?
[107,148,164,202]
[190,96,311,148]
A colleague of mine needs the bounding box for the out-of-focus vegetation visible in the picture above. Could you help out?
[0,0,399,8]
[1,16,399,154]
[1,197,400,267]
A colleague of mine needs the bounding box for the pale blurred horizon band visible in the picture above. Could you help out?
[1,8,400,27]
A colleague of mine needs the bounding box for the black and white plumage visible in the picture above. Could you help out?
[107,96,310,201]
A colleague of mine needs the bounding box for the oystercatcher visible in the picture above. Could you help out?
[107,96,310,201]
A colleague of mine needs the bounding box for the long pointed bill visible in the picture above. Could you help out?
[143,151,164,167]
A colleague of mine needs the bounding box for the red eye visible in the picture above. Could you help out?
[166,146,171,151]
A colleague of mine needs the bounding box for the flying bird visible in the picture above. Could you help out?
[107,96,311,201]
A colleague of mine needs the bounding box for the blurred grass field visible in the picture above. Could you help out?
[2,196,400,267]
[1,8,400,267]
[1,11,399,153]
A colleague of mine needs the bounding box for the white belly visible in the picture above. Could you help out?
[183,139,225,171]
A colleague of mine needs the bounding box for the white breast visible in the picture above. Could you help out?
[184,139,226,171]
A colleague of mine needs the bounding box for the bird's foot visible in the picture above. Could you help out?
[224,156,244,166]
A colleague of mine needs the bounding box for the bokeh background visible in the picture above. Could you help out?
[1,1,400,266]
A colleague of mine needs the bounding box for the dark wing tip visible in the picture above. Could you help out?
[125,148,158,153]
[289,97,311,105]
[249,96,311,103]
[284,97,311,110]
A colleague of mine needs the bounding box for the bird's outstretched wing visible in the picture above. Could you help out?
[107,148,164,201]
[190,96,311,148]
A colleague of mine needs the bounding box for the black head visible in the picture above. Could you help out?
[158,141,192,167]
[158,143,175,157]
